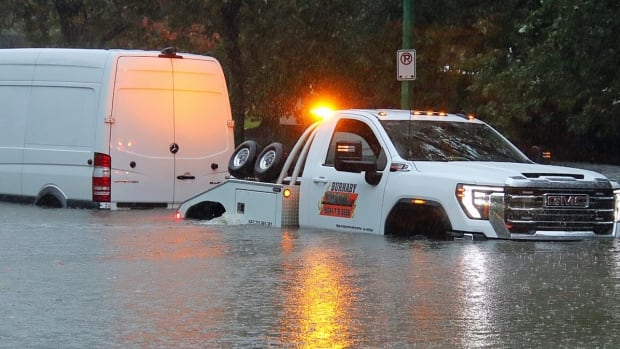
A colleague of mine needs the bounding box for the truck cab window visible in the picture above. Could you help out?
[325,118,385,169]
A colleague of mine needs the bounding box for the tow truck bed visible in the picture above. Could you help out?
[177,179,300,227]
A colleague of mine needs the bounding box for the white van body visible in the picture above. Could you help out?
[0,48,234,209]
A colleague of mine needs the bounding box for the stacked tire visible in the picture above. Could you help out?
[227,141,286,182]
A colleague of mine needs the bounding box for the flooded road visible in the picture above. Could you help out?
[1,202,620,348]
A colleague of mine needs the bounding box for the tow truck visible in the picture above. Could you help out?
[177,109,620,240]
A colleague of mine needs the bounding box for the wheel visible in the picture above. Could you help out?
[228,140,260,178]
[254,142,286,182]
[185,201,226,220]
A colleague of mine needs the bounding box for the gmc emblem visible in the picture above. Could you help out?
[544,194,589,208]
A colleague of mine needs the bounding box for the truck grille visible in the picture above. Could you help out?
[504,187,615,235]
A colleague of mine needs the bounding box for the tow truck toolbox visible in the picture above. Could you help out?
[177,109,620,240]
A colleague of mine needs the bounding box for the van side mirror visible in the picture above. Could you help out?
[334,141,382,185]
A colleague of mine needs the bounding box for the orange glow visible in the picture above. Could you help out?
[280,230,295,254]
[411,110,448,117]
[283,188,292,198]
[310,102,335,121]
[467,114,475,120]
[280,249,354,348]
[412,199,427,205]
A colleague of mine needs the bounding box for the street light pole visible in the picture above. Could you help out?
[401,0,412,109]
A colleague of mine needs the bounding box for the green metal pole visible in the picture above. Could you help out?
[401,0,412,109]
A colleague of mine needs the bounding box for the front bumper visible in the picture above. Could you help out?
[488,194,618,240]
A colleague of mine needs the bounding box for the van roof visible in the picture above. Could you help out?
[0,48,216,68]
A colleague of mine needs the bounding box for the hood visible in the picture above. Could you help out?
[412,161,610,186]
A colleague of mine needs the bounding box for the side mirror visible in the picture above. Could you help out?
[334,141,382,185]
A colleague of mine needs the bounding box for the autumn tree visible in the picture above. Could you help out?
[2,0,619,162]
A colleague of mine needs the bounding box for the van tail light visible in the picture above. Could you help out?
[93,152,111,202]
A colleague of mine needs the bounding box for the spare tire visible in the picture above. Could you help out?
[254,142,286,182]
[228,140,260,178]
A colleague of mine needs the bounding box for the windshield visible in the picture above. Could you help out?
[380,120,529,162]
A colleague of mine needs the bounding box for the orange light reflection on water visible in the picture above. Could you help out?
[279,240,355,349]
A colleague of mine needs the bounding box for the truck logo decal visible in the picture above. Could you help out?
[544,194,589,208]
[319,182,359,218]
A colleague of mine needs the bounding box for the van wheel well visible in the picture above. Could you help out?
[185,201,226,220]
[385,200,452,240]
[35,187,67,208]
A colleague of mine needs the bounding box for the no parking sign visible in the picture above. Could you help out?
[397,49,416,81]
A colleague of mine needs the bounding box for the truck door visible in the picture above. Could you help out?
[170,58,234,203]
[300,117,390,234]
[110,56,175,205]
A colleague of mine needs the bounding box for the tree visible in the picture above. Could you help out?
[3,0,619,162]
[466,0,620,162]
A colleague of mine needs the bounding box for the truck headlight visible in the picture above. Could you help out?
[456,184,504,220]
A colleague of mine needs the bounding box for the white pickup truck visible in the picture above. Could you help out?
[177,109,620,240]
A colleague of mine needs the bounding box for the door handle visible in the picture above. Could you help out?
[312,176,329,184]
[177,174,196,180]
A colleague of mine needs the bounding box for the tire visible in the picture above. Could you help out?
[228,140,260,178]
[254,142,286,182]
[185,201,226,220]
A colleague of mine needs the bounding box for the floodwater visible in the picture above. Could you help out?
[1,202,620,348]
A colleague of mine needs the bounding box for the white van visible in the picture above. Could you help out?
[0,48,235,209]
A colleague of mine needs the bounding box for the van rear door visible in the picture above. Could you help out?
[110,56,175,205]
[110,54,233,207]
[170,58,233,203]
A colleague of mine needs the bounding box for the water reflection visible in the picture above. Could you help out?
[279,232,355,348]
[106,219,231,348]
[4,203,620,348]
[612,239,620,281]
[456,244,493,347]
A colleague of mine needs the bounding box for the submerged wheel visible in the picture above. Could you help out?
[254,142,286,182]
[228,140,260,178]
[385,200,452,240]
[35,186,67,208]
[185,201,226,220]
